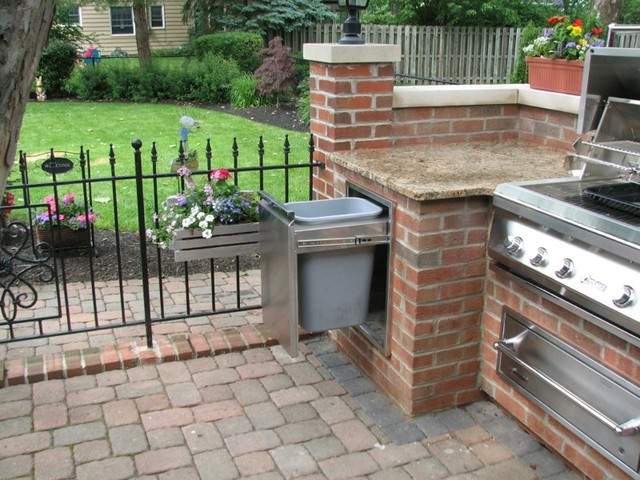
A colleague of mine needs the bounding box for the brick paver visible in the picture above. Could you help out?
[0,336,580,480]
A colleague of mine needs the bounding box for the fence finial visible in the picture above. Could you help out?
[132,139,143,151]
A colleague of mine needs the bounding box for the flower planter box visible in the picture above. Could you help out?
[525,56,584,95]
[170,222,260,262]
[35,226,90,251]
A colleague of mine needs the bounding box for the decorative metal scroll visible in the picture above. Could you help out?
[0,217,55,325]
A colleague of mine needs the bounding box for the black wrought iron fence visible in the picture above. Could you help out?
[0,134,320,347]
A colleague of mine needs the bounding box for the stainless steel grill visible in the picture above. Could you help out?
[489,47,640,479]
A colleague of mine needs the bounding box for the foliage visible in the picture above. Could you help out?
[363,0,557,26]
[510,23,541,83]
[36,40,78,98]
[109,48,130,58]
[35,194,99,230]
[230,75,264,108]
[296,77,310,126]
[523,15,604,61]
[146,167,259,249]
[49,0,93,47]
[192,32,263,73]
[184,0,334,36]
[65,54,242,103]
[254,37,297,103]
[622,0,640,23]
[152,45,193,57]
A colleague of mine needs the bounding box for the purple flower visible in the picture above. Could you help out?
[175,194,188,206]
[177,166,191,178]
[565,41,576,48]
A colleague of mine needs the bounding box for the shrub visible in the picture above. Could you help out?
[64,54,241,103]
[254,37,297,103]
[510,22,540,84]
[230,75,263,108]
[296,77,310,126]
[65,67,112,100]
[192,32,263,73]
[37,40,78,98]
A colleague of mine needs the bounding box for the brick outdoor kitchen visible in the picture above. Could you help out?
[304,43,637,480]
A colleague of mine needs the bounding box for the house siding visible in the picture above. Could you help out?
[81,1,190,55]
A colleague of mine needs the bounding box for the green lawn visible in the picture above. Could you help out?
[15,102,312,231]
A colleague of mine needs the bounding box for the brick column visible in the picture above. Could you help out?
[303,44,401,153]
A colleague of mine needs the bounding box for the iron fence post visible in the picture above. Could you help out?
[133,139,154,348]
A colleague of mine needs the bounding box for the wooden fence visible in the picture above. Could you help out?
[283,24,522,84]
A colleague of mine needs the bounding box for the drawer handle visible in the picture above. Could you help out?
[495,340,638,437]
[511,368,528,382]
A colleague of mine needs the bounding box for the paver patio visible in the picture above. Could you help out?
[0,334,580,480]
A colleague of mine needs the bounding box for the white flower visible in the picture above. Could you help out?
[202,229,213,239]
[182,218,193,228]
[197,211,205,219]
[205,214,214,222]
[199,220,208,229]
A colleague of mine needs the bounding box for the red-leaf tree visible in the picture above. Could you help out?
[254,36,297,105]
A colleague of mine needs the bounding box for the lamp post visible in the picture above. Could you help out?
[337,0,370,45]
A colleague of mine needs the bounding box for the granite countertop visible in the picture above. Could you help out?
[329,141,570,201]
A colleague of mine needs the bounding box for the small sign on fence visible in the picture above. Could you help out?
[42,157,74,174]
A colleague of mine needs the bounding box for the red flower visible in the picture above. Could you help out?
[573,19,583,27]
[548,16,559,24]
[592,27,603,36]
[210,169,232,181]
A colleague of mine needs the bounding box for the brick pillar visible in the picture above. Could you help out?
[303,44,401,154]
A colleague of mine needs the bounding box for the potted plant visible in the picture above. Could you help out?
[523,15,604,95]
[34,193,99,250]
[147,166,260,261]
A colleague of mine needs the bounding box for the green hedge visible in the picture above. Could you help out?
[66,54,242,103]
[37,40,78,98]
[192,32,263,73]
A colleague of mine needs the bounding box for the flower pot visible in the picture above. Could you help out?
[525,56,584,95]
[170,222,259,262]
[36,226,90,250]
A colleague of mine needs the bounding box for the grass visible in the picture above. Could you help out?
[14,102,312,232]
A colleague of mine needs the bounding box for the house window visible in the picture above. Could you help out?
[110,6,134,35]
[68,7,82,26]
[150,5,164,29]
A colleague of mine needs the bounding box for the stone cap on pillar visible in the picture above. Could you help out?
[303,43,401,64]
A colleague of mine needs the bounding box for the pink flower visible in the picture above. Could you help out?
[87,213,95,222]
[210,169,232,181]
[43,195,57,212]
[63,193,76,205]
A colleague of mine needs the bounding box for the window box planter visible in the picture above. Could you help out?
[525,56,584,95]
[169,222,260,262]
[35,226,90,251]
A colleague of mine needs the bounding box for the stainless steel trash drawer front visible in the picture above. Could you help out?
[495,309,640,475]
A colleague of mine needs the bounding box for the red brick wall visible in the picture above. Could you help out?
[322,161,488,415]
[482,267,640,480]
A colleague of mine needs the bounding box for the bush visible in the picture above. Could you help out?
[510,22,541,84]
[66,54,241,103]
[254,37,297,103]
[37,40,78,98]
[296,77,310,126]
[192,32,263,73]
[230,75,264,108]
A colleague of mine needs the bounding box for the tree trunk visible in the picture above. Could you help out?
[133,1,153,69]
[0,0,57,195]
[593,0,623,26]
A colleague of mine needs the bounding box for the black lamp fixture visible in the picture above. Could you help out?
[337,0,370,45]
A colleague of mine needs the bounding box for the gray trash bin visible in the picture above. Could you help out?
[259,193,390,355]
[285,198,382,332]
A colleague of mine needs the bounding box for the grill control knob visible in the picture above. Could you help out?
[504,236,523,256]
[613,286,635,308]
[555,258,574,279]
[529,247,548,267]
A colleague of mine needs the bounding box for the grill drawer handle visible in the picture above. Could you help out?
[494,339,639,437]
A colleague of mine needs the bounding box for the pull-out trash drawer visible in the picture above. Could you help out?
[259,192,390,357]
